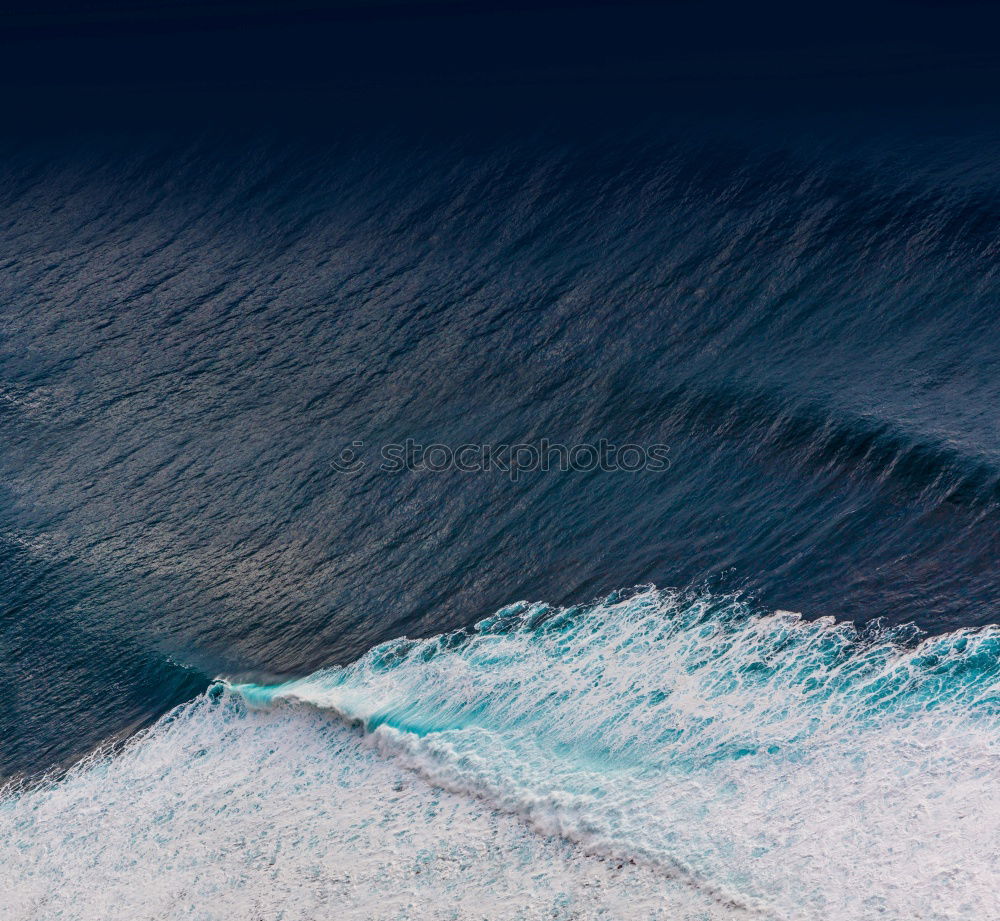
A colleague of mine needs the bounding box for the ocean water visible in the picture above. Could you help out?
[2,119,999,919]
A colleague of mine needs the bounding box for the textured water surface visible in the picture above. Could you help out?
[1,118,999,918]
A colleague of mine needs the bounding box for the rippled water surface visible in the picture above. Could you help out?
[2,110,999,919]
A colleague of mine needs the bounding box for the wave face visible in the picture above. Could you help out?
[4,588,998,920]
[2,129,1000,778]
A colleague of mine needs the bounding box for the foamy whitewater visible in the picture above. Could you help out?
[3,588,998,920]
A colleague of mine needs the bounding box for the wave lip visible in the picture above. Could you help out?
[4,587,1000,920]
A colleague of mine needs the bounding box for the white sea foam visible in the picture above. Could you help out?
[3,588,998,920]
[1,690,720,921]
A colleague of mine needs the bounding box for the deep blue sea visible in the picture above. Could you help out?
[1,97,999,918]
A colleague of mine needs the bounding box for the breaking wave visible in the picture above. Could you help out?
[3,587,999,920]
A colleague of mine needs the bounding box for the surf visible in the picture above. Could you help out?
[3,587,998,920]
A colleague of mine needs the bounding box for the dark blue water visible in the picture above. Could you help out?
[3,7,1000,917]
[2,123,998,784]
